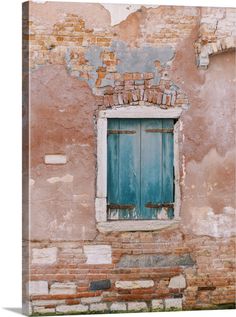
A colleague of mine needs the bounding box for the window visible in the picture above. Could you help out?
[107,118,174,220]
[96,106,182,232]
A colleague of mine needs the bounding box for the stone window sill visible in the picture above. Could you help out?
[97,219,180,233]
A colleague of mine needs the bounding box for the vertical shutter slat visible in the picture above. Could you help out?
[118,119,140,219]
[107,119,120,220]
[141,119,163,219]
[162,119,174,219]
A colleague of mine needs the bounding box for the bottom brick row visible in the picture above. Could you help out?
[25,298,182,315]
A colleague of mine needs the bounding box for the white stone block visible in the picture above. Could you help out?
[50,282,77,295]
[33,307,55,314]
[152,299,164,310]
[81,296,102,304]
[168,275,186,289]
[56,304,88,313]
[27,281,48,295]
[44,154,67,165]
[90,303,108,311]
[32,299,65,306]
[84,245,112,264]
[96,118,107,198]
[115,280,154,289]
[95,198,107,222]
[127,302,147,311]
[165,298,182,310]
[111,302,127,311]
[32,247,57,265]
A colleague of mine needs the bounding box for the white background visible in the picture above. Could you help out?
[0,0,235,316]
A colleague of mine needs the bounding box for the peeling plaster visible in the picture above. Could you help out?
[28,1,111,31]
[184,148,235,210]
[47,174,74,184]
[181,147,236,237]
[102,4,142,26]
[102,3,159,26]
[82,41,174,88]
[102,4,159,26]
[84,46,104,87]
[191,206,235,238]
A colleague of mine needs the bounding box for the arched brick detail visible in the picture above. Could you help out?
[196,36,236,69]
[99,82,189,109]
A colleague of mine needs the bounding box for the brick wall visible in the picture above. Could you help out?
[25,230,236,314]
[23,2,236,315]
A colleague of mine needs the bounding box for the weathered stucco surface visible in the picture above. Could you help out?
[23,1,236,315]
[30,64,97,240]
[171,41,235,236]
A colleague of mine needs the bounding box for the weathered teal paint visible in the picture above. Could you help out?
[141,119,163,219]
[107,118,174,220]
[107,119,120,215]
[107,119,140,219]
[162,119,174,219]
[118,119,140,219]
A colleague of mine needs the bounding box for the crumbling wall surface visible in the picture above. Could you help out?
[23,2,236,315]
[195,7,236,68]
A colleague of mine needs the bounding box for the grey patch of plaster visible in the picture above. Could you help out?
[112,41,174,73]
[101,73,115,87]
[87,72,97,88]
[76,41,174,89]
[84,46,104,87]
[104,41,174,87]
[85,46,104,68]
[150,73,161,85]
[116,254,195,268]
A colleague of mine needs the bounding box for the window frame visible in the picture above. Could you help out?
[96,106,182,232]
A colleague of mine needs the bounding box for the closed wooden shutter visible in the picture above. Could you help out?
[107,118,174,220]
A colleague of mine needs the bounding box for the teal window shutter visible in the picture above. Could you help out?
[107,118,174,220]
